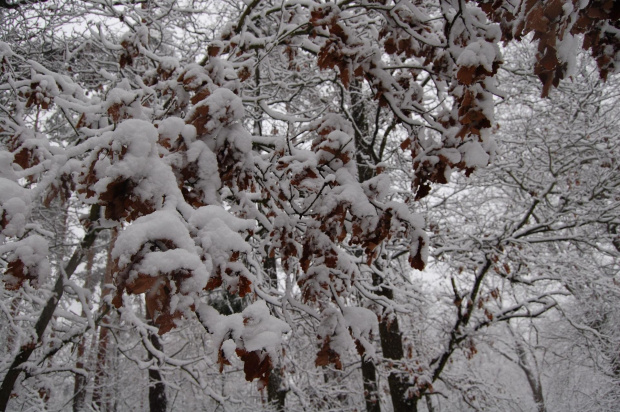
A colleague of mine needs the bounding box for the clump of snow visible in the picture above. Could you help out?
[221,338,238,362]
[308,113,355,137]
[90,120,156,185]
[121,25,149,48]
[331,168,377,217]
[190,88,244,130]
[557,34,579,77]
[240,300,290,356]
[362,172,392,199]
[189,205,255,285]
[86,119,183,214]
[190,205,253,252]
[184,140,221,205]
[158,56,179,73]
[104,86,146,121]
[456,40,499,73]
[437,148,462,164]
[385,201,425,232]
[314,130,355,172]
[343,306,378,358]
[0,178,31,238]
[460,140,490,168]
[197,300,290,362]
[191,205,254,235]
[0,41,13,59]
[317,308,355,359]
[0,152,17,180]
[180,64,213,90]
[112,210,196,267]
[157,116,186,144]
[132,249,210,294]
[197,304,243,347]
[30,74,61,106]
[0,235,50,287]
[181,124,197,145]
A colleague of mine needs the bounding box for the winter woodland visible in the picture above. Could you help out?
[0,0,619,411]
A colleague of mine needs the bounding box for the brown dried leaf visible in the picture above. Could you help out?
[126,273,158,295]
[315,337,343,369]
[237,275,252,297]
[408,236,426,270]
[3,259,32,290]
[205,272,223,291]
[456,66,477,86]
[526,4,550,33]
[235,349,272,387]
[190,88,211,105]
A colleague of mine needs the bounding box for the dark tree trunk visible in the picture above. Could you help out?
[378,309,416,412]
[350,80,390,412]
[350,79,417,411]
[147,330,167,412]
[372,272,417,412]
[267,365,286,412]
[350,81,375,184]
[361,355,381,412]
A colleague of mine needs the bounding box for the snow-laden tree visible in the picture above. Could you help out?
[0,1,618,411]
[419,44,620,411]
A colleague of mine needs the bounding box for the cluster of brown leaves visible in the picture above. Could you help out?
[21,81,54,110]
[235,348,273,388]
[78,149,155,222]
[111,239,192,335]
[3,259,36,291]
[215,139,255,192]
[268,221,300,273]
[315,336,343,369]
[400,137,447,200]
[479,0,620,96]
[312,4,364,89]
[119,37,141,69]
[43,174,73,207]
[204,252,253,298]
[298,233,342,303]
[217,334,275,388]
[379,4,435,61]
[7,135,39,171]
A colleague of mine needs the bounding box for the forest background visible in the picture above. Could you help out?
[0,1,619,411]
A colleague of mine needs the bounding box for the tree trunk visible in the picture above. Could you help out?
[513,336,546,412]
[0,206,100,412]
[92,228,117,412]
[350,81,415,410]
[361,355,381,412]
[6,299,19,353]
[73,247,97,412]
[72,338,88,412]
[92,325,110,410]
[252,45,288,411]
[350,80,391,412]
[425,396,436,412]
[377,302,416,412]
[267,365,286,412]
[147,328,167,412]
